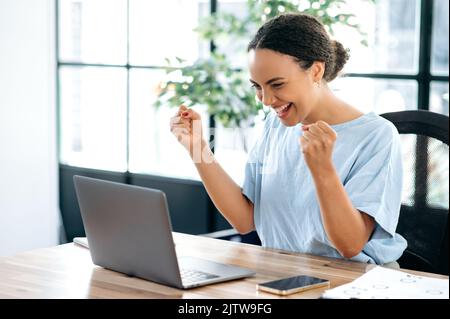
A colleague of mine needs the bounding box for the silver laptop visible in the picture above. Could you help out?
[73,175,255,289]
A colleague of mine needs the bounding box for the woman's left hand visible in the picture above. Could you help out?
[299,121,337,174]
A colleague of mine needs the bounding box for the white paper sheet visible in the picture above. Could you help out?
[322,266,449,299]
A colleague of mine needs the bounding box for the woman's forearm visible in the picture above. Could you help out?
[311,164,375,258]
[191,141,255,234]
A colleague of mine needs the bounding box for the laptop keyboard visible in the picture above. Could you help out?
[180,269,219,284]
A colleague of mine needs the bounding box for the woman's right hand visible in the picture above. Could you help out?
[170,105,205,156]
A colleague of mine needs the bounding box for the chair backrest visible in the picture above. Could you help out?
[380,110,449,275]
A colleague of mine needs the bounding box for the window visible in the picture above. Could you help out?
[430,0,449,115]
[430,81,449,115]
[331,78,418,113]
[58,0,127,64]
[128,68,210,179]
[129,0,209,66]
[216,0,253,69]
[57,0,449,183]
[334,0,421,74]
[431,0,449,75]
[59,66,127,171]
[58,0,208,178]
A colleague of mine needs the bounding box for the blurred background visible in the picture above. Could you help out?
[0,0,448,257]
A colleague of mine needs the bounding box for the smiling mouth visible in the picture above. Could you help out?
[273,103,292,118]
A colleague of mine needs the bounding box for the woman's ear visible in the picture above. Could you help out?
[311,61,325,83]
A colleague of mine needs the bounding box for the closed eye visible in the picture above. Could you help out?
[251,83,261,90]
[271,82,284,89]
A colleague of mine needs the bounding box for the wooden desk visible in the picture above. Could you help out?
[0,233,447,299]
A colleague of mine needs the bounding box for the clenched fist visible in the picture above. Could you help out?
[169,105,205,158]
[299,120,337,174]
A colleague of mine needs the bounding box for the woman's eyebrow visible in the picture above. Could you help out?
[249,77,285,85]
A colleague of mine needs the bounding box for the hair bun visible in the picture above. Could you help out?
[326,40,349,81]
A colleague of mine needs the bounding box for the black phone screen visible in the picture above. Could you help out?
[260,275,328,290]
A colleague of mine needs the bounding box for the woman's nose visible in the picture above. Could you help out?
[261,90,275,106]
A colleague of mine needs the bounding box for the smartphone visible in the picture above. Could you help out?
[257,275,330,295]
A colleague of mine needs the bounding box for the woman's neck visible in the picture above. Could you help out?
[303,86,363,125]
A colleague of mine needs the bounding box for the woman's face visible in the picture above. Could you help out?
[248,48,322,126]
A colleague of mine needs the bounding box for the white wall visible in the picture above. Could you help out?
[0,0,60,256]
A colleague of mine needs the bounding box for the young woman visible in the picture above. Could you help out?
[169,13,406,265]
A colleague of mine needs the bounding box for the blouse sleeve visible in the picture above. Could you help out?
[344,122,403,239]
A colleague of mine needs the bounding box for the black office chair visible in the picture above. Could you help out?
[380,110,449,275]
[206,110,449,275]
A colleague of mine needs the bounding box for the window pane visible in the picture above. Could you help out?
[430,81,449,115]
[427,137,449,209]
[58,0,127,64]
[331,78,418,113]
[129,68,209,180]
[129,0,208,66]
[334,0,420,74]
[216,0,420,74]
[400,134,449,210]
[217,0,251,69]
[431,0,449,75]
[59,66,127,171]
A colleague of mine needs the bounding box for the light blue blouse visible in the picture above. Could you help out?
[242,111,407,264]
